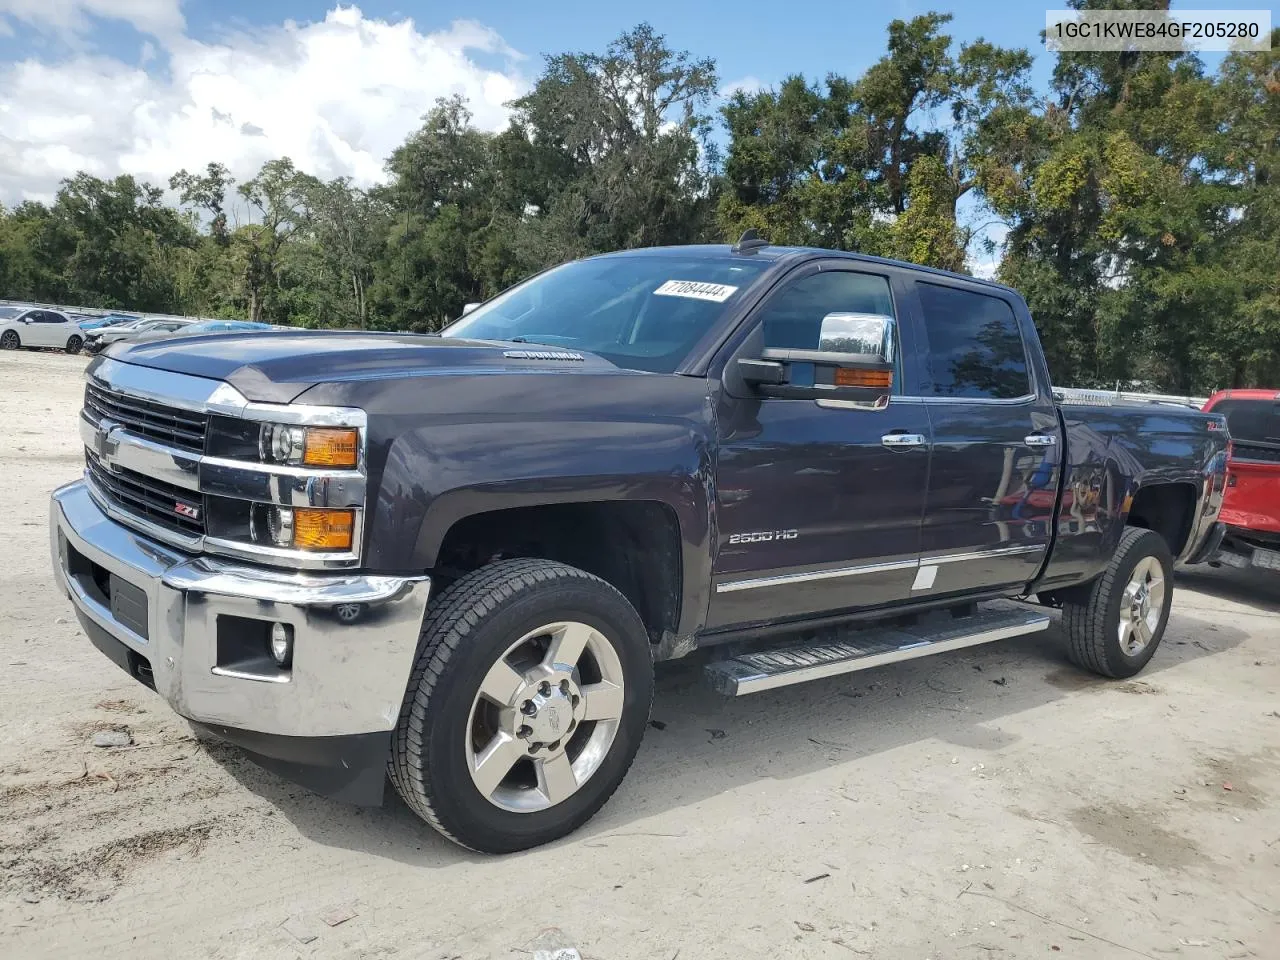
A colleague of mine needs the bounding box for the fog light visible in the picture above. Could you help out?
[270,623,293,666]
[253,505,354,551]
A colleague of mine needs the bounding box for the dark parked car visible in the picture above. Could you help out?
[51,239,1227,853]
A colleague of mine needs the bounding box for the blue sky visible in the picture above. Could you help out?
[0,0,1264,271]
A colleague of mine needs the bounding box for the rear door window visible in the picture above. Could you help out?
[1214,398,1280,462]
[916,282,1030,400]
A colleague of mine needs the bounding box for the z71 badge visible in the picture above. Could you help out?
[728,529,798,545]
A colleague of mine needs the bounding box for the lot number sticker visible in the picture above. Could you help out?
[654,280,739,302]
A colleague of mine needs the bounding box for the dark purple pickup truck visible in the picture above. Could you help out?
[50,238,1227,852]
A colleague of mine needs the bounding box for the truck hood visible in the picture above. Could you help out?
[108,331,624,403]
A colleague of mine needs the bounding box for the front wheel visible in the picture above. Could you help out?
[65,335,83,355]
[1063,527,1174,678]
[389,559,653,853]
[0,330,19,350]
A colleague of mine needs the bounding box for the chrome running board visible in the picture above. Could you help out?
[704,605,1051,696]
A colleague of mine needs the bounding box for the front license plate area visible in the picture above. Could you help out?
[108,574,150,640]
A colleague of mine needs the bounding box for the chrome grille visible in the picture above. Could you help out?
[86,451,205,537]
[84,382,208,454]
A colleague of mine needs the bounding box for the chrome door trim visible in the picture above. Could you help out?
[715,543,1046,593]
[920,544,1044,565]
[715,558,919,594]
[891,394,1038,407]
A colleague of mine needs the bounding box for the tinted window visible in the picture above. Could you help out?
[917,282,1029,399]
[756,271,895,351]
[1212,399,1280,445]
[35,312,65,323]
[444,255,769,373]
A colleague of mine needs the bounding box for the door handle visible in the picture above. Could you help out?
[881,433,927,449]
[1025,433,1057,447]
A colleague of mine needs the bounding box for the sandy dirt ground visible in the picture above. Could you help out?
[0,349,1278,960]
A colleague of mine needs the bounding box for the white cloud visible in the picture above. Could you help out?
[0,5,528,206]
[719,75,764,98]
[0,0,186,40]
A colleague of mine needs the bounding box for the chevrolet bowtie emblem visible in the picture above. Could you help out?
[96,420,122,470]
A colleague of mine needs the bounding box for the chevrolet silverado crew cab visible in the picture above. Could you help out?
[50,239,1228,853]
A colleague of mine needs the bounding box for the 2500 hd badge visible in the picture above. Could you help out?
[728,529,799,545]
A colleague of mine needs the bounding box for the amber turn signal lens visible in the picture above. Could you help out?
[303,428,359,467]
[834,368,893,389]
[292,509,354,550]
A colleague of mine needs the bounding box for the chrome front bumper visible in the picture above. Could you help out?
[50,480,431,738]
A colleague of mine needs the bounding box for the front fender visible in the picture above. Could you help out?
[301,371,717,636]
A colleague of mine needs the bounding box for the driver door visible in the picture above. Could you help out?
[706,263,932,630]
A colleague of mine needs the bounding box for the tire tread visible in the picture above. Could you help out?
[1062,527,1171,678]
[388,558,650,852]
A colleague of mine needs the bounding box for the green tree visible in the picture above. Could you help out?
[235,158,317,322]
[718,13,1034,271]
[993,0,1244,392]
[510,23,720,257]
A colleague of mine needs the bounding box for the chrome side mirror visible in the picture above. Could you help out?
[741,313,897,410]
[817,312,895,365]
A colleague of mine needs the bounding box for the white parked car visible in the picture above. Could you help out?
[0,306,86,354]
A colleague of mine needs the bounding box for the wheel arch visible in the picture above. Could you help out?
[430,499,687,648]
[1123,481,1199,558]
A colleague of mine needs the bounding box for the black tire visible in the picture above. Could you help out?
[389,558,654,853]
[65,335,83,355]
[0,330,19,350]
[1063,527,1174,679]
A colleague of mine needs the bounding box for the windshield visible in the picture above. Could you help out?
[442,254,770,373]
[0,306,21,319]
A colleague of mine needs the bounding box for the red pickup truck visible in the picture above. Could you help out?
[1204,389,1280,572]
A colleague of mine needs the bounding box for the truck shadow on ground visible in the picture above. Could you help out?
[206,607,1248,867]
[1175,566,1280,614]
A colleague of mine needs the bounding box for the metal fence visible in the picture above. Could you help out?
[0,297,227,324]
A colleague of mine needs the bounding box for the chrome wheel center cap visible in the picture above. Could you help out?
[518,680,579,746]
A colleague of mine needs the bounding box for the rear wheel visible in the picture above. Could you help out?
[1,330,19,350]
[389,559,653,853]
[1063,527,1173,678]
[65,335,83,355]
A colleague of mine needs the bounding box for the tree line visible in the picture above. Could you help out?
[1,5,1277,393]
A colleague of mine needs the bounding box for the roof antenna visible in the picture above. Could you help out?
[732,228,769,254]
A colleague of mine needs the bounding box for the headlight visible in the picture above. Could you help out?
[259,424,359,467]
